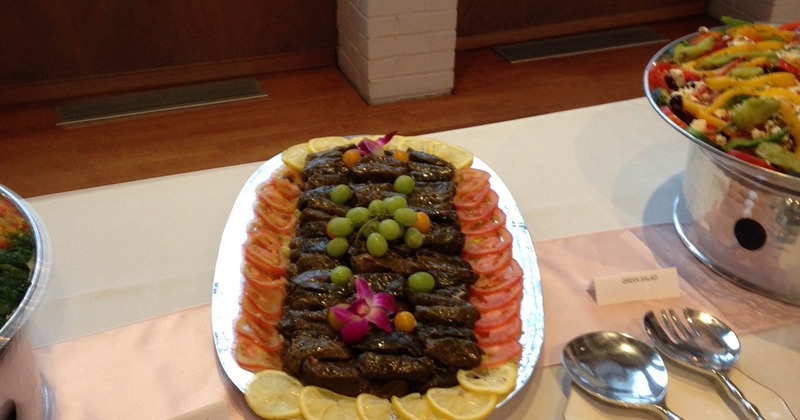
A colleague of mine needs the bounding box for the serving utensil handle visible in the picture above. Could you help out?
[652,403,683,420]
[714,371,764,420]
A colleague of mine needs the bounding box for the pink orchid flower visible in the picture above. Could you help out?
[331,277,397,344]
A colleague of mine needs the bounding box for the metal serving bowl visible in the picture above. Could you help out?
[644,28,800,306]
[0,184,52,419]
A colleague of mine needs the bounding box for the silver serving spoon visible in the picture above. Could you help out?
[644,307,764,420]
[562,331,683,419]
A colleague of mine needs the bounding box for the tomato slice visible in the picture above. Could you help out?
[243,236,289,277]
[475,315,522,348]
[270,167,303,200]
[234,335,282,372]
[480,339,523,368]
[453,168,490,186]
[726,149,775,170]
[462,228,513,257]
[460,207,506,236]
[469,279,522,312]
[235,315,281,349]
[454,179,490,209]
[240,293,282,332]
[242,262,286,292]
[464,247,512,276]
[257,182,297,212]
[456,190,499,223]
[474,299,521,332]
[254,202,297,234]
[243,281,286,317]
[470,259,523,294]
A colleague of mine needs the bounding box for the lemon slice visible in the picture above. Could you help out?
[385,135,428,152]
[391,393,446,420]
[425,387,498,420]
[356,393,396,420]
[299,386,359,420]
[307,136,355,153]
[281,142,310,172]
[244,370,303,419]
[457,362,518,395]
[424,140,473,170]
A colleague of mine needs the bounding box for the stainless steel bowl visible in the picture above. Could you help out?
[0,184,52,419]
[644,28,800,306]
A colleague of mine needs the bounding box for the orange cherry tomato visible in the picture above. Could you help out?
[414,212,431,234]
[392,150,410,164]
[342,148,362,168]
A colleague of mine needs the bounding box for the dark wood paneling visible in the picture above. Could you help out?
[0,1,336,105]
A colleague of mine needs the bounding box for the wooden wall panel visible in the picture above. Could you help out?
[0,1,336,105]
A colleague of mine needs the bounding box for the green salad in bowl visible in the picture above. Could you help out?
[645,17,800,176]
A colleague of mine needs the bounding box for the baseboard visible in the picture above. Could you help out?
[0,49,335,107]
[455,4,709,51]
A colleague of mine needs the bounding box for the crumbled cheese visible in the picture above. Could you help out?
[731,36,754,46]
[698,26,709,34]
[668,68,685,88]
[690,119,708,132]
[713,108,729,119]
[713,134,727,147]
[751,128,766,138]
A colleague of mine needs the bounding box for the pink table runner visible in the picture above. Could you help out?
[34,223,800,419]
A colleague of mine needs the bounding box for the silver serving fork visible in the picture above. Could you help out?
[643,307,764,420]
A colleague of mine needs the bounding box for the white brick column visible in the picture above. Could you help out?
[336,0,458,105]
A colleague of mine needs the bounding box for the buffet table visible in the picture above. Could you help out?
[23,97,800,419]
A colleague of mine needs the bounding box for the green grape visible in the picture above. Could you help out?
[346,206,370,227]
[393,207,418,227]
[404,227,424,249]
[361,219,380,238]
[394,175,415,195]
[378,219,403,240]
[408,271,435,293]
[326,237,349,258]
[330,184,352,204]
[368,199,387,215]
[330,265,352,286]
[383,195,408,214]
[366,232,388,257]
[327,217,354,237]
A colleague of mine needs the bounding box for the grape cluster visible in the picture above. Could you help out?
[324,176,425,260]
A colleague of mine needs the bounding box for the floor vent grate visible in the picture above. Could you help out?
[493,26,666,63]
[55,78,267,125]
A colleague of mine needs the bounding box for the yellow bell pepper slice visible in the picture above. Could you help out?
[761,88,800,107]
[705,86,761,111]
[681,94,728,129]
[778,100,800,157]
[705,72,798,91]
[685,40,784,70]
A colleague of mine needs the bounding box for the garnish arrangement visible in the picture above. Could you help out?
[0,196,34,323]
[647,17,800,175]
[232,133,524,419]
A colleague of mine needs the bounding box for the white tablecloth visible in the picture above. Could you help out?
[23,98,800,419]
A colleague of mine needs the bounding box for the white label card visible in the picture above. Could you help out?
[593,267,680,306]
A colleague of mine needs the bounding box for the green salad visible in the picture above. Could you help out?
[647,17,800,175]
[1,196,34,322]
